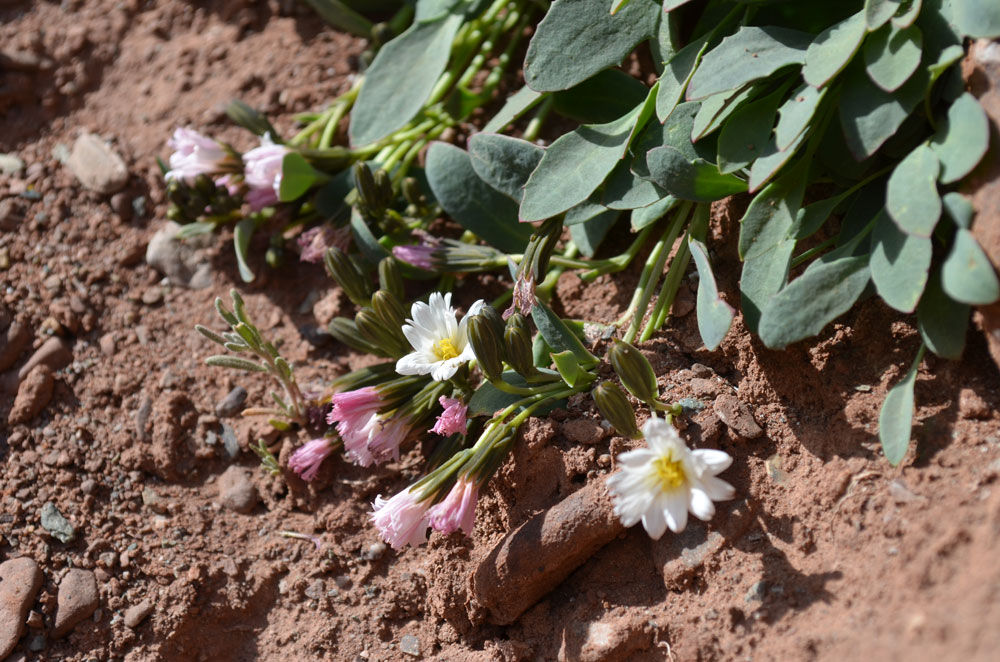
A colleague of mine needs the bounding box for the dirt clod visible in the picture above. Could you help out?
[65,132,128,194]
[0,558,44,660]
[713,393,763,440]
[9,365,54,424]
[217,466,259,514]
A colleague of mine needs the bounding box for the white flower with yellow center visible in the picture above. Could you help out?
[607,417,735,539]
[396,292,485,381]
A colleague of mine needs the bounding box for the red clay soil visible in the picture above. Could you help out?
[1,2,999,661]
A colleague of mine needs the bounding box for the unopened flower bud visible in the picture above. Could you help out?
[378,257,405,300]
[608,339,659,404]
[353,162,379,215]
[371,289,407,330]
[374,168,393,211]
[324,246,372,307]
[402,177,423,207]
[504,315,535,377]
[478,304,506,339]
[592,381,641,438]
[194,173,216,197]
[467,313,505,382]
[328,317,382,355]
[356,308,407,358]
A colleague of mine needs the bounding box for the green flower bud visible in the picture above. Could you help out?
[323,245,372,307]
[504,315,536,377]
[374,168,393,212]
[608,339,659,404]
[402,177,423,207]
[355,308,406,358]
[467,313,505,382]
[371,289,407,331]
[592,381,641,439]
[378,257,405,300]
[328,317,383,356]
[166,205,183,222]
[353,162,379,215]
[478,304,506,339]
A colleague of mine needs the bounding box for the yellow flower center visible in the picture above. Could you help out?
[434,338,460,361]
[652,454,686,491]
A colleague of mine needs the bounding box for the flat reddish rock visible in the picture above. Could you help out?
[470,479,624,626]
[713,393,763,440]
[0,557,44,659]
[18,336,72,380]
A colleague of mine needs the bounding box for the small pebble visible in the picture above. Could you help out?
[399,635,420,657]
[52,569,99,637]
[215,387,248,418]
[217,466,259,514]
[124,599,153,629]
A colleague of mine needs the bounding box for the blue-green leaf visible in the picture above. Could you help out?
[951,0,1000,39]
[631,195,678,230]
[879,344,923,466]
[425,142,532,253]
[686,26,811,101]
[524,0,660,92]
[863,23,923,93]
[551,350,582,387]
[570,207,620,257]
[656,36,710,121]
[645,146,748,202]
[532,301,598,367]
[886,144,941,237]
[233,218,257,283]
[838,59,928,160]
[870,211,932,313]
[803,11,867,88]
[553,68,649,125]
[758,255,871,350]
[775,85,827,151]
[483,86,545,134]
[689,238,734,351]
[930,93,991,184]
[865,0,901,30]
[716,85,785,174]
[467,133,543,203]
[349,15,462,145]
[918,272,969,359]
[942,228,1000,305]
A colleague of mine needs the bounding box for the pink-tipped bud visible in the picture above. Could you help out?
[166,128,230,183]
[392,244,436,270]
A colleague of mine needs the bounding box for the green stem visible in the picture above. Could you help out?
[580,223,657,281]
[619,202,691,341]
[523,96,554,143]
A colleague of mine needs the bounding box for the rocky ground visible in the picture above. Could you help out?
[2,1,1000,661]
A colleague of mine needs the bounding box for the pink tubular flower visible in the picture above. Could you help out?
[392,244,436,270]
[428,477,479,536]
[215,173,241,197]
[430,397,468,437]
[288,438,336,481]
[243,134,289,211]
[366,415,411,465]
[166,128,230,183]
[371,488,430,549]
[328,387,382,466]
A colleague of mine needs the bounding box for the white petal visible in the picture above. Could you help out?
[692,448,733,474]
[641,504,668,540]
[663,489,688,533]
[430,359,459,381]
[700,475,736,501]
[396,352,433,375]
[614,448,657,469]
[689,487,716,521]
[402,324,435,351]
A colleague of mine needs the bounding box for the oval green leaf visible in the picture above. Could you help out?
[645,146,747,203]
[879,345,922,467]
[941,228,1000,305]
[863,23,923,93]
[467,133,544,203]
[886,144,941,237]
[918,272,969,360]
[870,211,932,313]
[689,238,735,351]
[930,93,990,185]
[802,10,867,88]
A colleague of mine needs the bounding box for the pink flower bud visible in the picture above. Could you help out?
[392,244,436,270]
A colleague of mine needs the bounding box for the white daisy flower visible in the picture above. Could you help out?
[606,417,735,539]
[396,293,485,382]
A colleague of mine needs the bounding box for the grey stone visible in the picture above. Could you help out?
[145,221,212,290]
[40,502,75,543]
[216,387,248,418]
[52,569,99,637]
[744,580,768,603]
[221,423,240,459]
[400,635,420,657]
[561,419,607,445]
[217,466,258,514]
[66,133,128,194]
[0,557,44,660]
